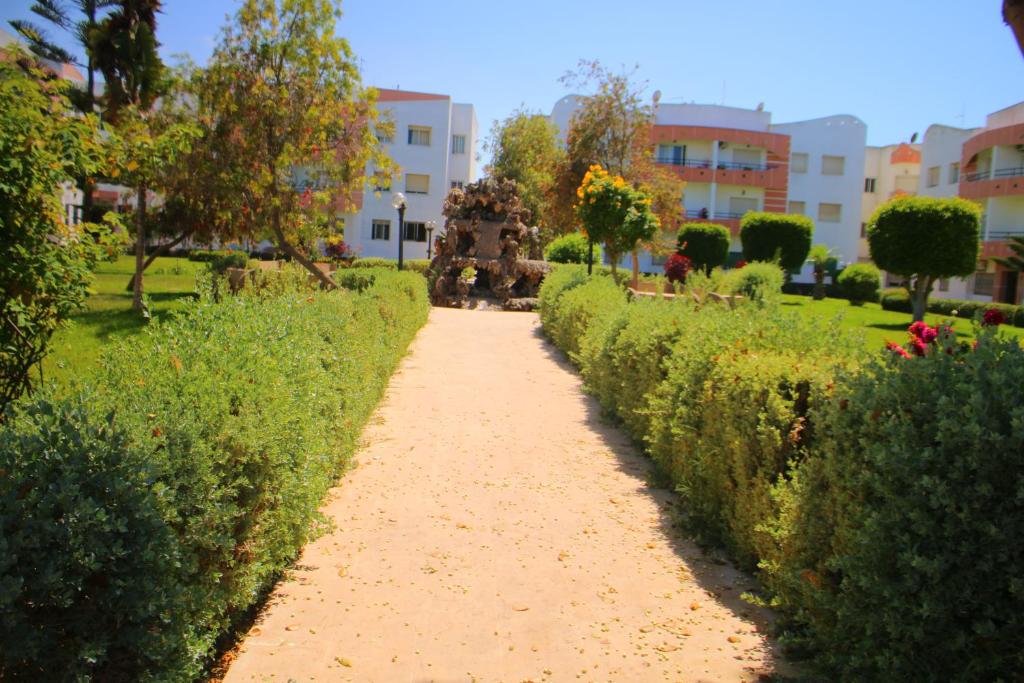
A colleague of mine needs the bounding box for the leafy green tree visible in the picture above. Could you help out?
[739,212,814,273]
[201,0,394,289]
[9,0,117,219]
[868,196,980,321]
[0,50,115,410]
[553,60,684,240]
[575,164,659,280]
[677,223,730,274]
[486,107,564,237]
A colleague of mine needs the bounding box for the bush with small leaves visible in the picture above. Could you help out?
[677,223,730,273]
[836,263,881,305]
[739,212,814,271]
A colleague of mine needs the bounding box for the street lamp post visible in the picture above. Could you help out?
[392,192,406,270]
[426,220,436,260]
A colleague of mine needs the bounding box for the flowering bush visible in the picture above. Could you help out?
[886,320,961,358]
[663,252,692,284]
[324,234,354,260]
[575,164,658,276]
[983,308,1006,327]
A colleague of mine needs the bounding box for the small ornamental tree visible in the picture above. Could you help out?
[739,212,814,272]
[677,223,730,274]
[575,164,659,280]
[867,196,981,321]
[837,262,881,306]
[807,244,835,300]
[544,232,591,264]
[0,50,115,410]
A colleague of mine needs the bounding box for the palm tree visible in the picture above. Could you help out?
[91,0,165,312]
[10,0,117,219]
[807,244,834,300]
[994,236,1024,272]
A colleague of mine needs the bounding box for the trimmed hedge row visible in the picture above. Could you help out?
[880,287,1024,327]
[539,266,1024,681]
[0,270,429,680]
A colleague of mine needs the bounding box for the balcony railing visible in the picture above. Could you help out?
[987,228,1024,240]
[965,167,1024,182]
[714,210,748,219]
[655,157,777,172]
[655,157,713,168]
[684,209,752,221]
[685,209,710,219]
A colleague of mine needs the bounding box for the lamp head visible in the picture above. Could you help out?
[391,192,406,210]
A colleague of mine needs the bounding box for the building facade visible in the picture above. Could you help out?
[860,142,921,263]
[550,96,866,276]
[341,89,477,261]
[912,102,1024,305]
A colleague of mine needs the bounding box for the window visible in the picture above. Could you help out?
[822,155,845,175]
[973,271,995,296]
[451,134,466,154]
[450,180,465,190]
[657,144,686,164]
[408,126,431,146]
[403,221,427,242]
[860,222,867,238]
[732,148,761,168]
[376,130,393,144]
[791,152,808,173]
[788,200,806,215]
[949,162,960,184]
[728,196,759,216]
[864,177,877,193]
[927,166,940,187]
[405,173,429,194]
[371,219,390,241]
[818,202,842,223]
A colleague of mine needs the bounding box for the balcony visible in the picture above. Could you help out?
[960,166,1024,199]
[682,209,745,236]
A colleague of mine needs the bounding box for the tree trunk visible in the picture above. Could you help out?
[125,228,192,291]
[813,270,825,300]
[1005,0,1024,57]
[908,275,933,322]
[587,237,594,275]
[270,211,337,290]
[132,184,147,312]
[631,249,640,289]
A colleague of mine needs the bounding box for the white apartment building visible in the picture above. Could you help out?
[913,101,1024,304]
[861,142,921,262]
[550,97,866,276]
[341,89,477,260]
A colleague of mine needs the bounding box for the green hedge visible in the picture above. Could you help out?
[836,262,881,305]
[880,288,1024,327]
[538,266,1024,680]
[0,271,429,680]
[188,249,243,263]
[739,212,814,271]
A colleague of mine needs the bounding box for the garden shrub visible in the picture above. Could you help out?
[188,249,241,263]
[768,328,1024,680]
[739,212,814,271]
[0,271,429,680]
[721,261,785,303]
[663,253,691,284]
[836,262,880,305]
[538,264,592,332]
[879,288,1024,327]
[346,256,397,270]
[208,250,250,274]
[403,259,432,275]
[543,276,626,360]
[677,223,730,273]
[544,232,589,264]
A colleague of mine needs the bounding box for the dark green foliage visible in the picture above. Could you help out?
[677,223,730,272]
[867,196,980,281]
[739,212,814,271]
[836,263,881,305]
[0,271,429,680]
[346,257,397,270]
[771,330,1024,680]
[188,248,242,263]
[880,288,1024,327]
[208,251,249,274]
[544,232,591,264]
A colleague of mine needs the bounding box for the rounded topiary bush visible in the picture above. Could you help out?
[544,232,597,264]
[677,223,730,273]
[837,263,881,305]
[722,261,785,302]
[739,212,814,272]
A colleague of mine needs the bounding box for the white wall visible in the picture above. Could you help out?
[773,115,867,268]
[918,124,976,198]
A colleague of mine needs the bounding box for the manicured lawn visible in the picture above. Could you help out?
[781,294,1024,351]
[44,256,204,389]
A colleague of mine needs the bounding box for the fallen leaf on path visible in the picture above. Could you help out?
[335,656,352,667]
[690,602,702,611]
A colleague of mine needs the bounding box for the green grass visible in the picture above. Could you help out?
[44,256,204,389]
[781,294,1024,351]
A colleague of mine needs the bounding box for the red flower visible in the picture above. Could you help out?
[982,309,1006,327]
[910,338,928,356]
[908,321,937,344]
[886,341,911,359]
[734,259,748,269]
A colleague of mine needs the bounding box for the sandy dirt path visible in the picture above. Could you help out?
[223,307,790,683]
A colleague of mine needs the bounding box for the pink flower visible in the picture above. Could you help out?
[908,321,937,344]
[982,309,1006,327]
[910,338,928,357]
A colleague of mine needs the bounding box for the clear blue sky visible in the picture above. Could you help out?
[5,0,1021,170]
